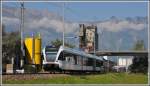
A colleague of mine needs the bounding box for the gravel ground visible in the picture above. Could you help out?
[2,74,69,81]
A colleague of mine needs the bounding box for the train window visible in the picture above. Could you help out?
[80,57,83,66]
[96,60,103,67]
[87,58,93,66]
[74,55,77,65]
[77,56,82,65]
[82,57,87,66]
[82,57,85,66]
[76,56,79,65]
[45,46,58,52]
[65,57,71,62]
[46,52,57,62]
[43,46,58,62]
[58,52,65,61]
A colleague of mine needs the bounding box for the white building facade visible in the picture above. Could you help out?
[113,56,133,72]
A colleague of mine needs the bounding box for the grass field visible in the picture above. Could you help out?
[3,73,148,84]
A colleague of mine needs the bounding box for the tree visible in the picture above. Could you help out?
[133,40,145,51]
[2,32,21,61]
[51,39,75,48]
[2,24,6,36]
[129,40,148,74]
[2,24,21,64]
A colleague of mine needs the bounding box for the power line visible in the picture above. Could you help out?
[11,2,19,8]
[45,2,89,22]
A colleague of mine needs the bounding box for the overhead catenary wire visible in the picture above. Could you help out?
[45,2,91,22]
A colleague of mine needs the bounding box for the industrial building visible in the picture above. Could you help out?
[79,24,98,53]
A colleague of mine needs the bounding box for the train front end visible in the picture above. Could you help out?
[42,46,59,71]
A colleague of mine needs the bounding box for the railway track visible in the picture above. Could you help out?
[2,73,69,81]
[2,71,104,75]
[2,72,65,75]
[2,71,105,81]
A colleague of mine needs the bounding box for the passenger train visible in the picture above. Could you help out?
[42,46,104,73]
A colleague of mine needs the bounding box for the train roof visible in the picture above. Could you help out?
[59,46,103,61]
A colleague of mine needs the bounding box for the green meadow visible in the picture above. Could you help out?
[3,73,148,84]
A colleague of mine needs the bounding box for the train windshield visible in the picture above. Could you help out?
[46,52,57,62]
[45,46,58,62]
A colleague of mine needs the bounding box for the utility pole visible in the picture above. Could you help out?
[117,38,122,72]
[62,3,65,47]
[93,31,96,55]
[20,2,25,68]
[99,27,103,51]
[93,30,96,71]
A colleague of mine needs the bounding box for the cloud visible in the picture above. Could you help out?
[3,15,146,34]
[2,6,147,34]
[25,17,78,33]
[97,18,146,32]
[2,17,20,25]
[3,6,78,33]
